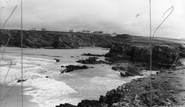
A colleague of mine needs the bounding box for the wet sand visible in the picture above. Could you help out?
[0,84,39,107]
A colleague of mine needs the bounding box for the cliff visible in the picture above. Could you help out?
[0,29,112,49]
[105,36,185,69]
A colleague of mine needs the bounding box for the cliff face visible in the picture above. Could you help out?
[0,29,112,49]
[105,40,185,69]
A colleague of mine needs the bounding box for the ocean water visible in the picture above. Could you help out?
[0,47,143,107]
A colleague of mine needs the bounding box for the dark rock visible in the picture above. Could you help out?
[81,53,105,57]
[77,100,102,107]
[105,42,185,69]
[60,65,89,73]
[76,57,98,64]
[112,66,142,77]
[119,71,127,77]
[156,71,159,74]
[56,103,76,107]
[112,66,127,71]
[76,57,110,64]
[54,58,60,62]
[125,66,142,76]
[179,44,185,57]
[17,79,27,83]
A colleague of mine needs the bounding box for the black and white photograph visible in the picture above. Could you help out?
[0,0,185,107]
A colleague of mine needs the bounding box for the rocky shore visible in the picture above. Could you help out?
[1,29,185,107]
[56,35,185,107]
[56,67,185,107]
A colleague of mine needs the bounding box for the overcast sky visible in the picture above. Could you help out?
[0,0,184,39]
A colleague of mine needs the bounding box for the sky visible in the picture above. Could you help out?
[0,0,185,39]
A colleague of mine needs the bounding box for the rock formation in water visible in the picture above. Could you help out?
[81,53,105,57]
[60,65,89,73]
[54,58,60,62]
[76,57,110,64]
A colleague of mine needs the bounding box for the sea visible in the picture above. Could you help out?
[0,47,144,107]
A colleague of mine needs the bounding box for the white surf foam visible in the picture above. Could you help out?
[23,77,77,107]
[0,55,77,107]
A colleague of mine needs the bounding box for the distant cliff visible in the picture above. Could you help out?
[0,29,113,49]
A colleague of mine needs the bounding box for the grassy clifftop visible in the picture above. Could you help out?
[0,29,112,49]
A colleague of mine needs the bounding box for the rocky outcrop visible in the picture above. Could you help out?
[77,100,102,107]
[60,65,89,73]
[123,66,142,77]
[0,29,113,48]
[81,53,105,57]
[56,103,76,107]
[179,44,185,57]
[76,57,110,64]
[112,66,127,71]
[112,66,142,77]
[56,72,180,107]
[54,58,60,62]
[17,79,27,83]
[105,42,185,69]
[98,75,180,107]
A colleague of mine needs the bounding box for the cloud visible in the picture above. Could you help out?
[0,0,184,39]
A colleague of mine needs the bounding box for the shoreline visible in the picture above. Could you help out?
[0,84,39,107]
[0,54,77,107]
[0,48,148,107]
[56,58,185,107]
[57,68,185,107]
[1,46,185,107]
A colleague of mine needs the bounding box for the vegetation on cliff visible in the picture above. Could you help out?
[0,29,112,48]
